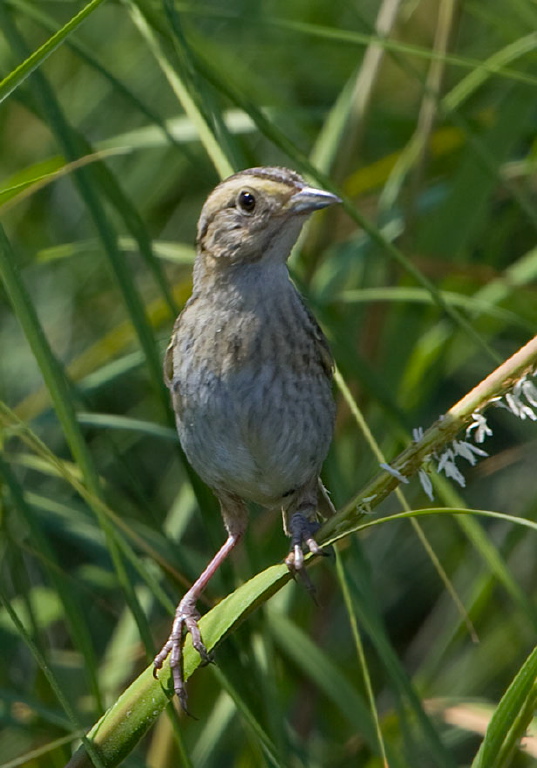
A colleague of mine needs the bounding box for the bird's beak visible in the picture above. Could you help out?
[287,186,342,214]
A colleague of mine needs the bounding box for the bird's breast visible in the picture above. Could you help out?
[170,288,335,507]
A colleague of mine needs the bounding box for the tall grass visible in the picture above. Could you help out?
[1,1,536,766]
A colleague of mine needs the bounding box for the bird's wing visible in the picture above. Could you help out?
[300,299,334,379]
[163,296,196,387]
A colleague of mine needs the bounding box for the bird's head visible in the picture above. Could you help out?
[195,167,340,274]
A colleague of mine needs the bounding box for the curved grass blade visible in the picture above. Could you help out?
[471,645,537,768]
[0,0,108,104]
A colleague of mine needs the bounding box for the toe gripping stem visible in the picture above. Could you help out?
[153,596,212,714]
[285,510,324,571]
[153,530,242,711]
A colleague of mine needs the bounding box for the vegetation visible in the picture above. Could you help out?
[1,1,536,766]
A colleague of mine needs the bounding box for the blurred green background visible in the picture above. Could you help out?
[1,0,536,766]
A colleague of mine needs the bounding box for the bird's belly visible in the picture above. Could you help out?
[176,366,334,508]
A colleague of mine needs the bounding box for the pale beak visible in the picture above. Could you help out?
[287,186,342,214]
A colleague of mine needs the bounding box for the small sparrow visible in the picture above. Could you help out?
[154,166,340,708]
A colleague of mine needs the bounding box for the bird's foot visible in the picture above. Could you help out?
[284,511,325,569]
[285,510,331,598]
[284,512,327,601]
[153,597,213,712]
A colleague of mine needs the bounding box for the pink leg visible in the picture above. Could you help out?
[153,495,247,711]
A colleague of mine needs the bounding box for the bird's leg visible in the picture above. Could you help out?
[283,479,325,574]
[153,494,248,710]
[153,535,238,709]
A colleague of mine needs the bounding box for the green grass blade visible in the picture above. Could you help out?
[0,455,105,711]
[0,7,169,409]
[471,645,537,768]
[0,223,100,494]
[419,84,537,260]
[65,564,292,768]
[126,0,234,180]
[0,586,106,768]
[0,0,108,103]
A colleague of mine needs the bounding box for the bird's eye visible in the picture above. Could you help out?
[238,190,256,213]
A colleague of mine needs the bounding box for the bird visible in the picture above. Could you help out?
[153,166,340,709]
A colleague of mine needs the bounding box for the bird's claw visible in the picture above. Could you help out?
[153,600,211,712]
[284,512,327,603]
[284,512,323,567]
